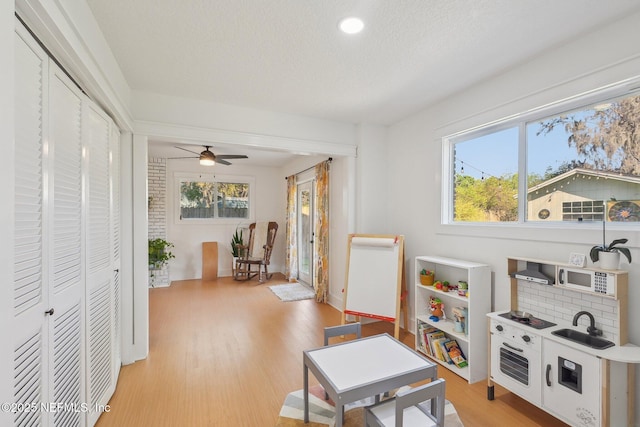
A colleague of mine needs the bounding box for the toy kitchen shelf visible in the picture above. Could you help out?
[507,256,628,345]
[415,256,491,384]
[493,256,633,426]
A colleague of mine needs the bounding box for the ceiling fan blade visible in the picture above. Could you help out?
[174,146,201,155]
[167,156,198,159]
[216,159,232,165]
[216,154,249,160]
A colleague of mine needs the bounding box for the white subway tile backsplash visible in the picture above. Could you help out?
[599,317,614,327]
[517,281,621,342]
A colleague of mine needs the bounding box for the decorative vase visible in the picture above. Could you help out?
[598,251,620,270]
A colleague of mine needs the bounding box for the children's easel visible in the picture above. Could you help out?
[342,234,407,339]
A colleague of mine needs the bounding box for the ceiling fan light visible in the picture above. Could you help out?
[199,149,216,166]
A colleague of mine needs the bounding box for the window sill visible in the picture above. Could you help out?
[436,221,637,248]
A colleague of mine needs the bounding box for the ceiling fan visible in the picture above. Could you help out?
[169,145,248,166]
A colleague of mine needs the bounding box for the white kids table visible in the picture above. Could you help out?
[303,333,439,426]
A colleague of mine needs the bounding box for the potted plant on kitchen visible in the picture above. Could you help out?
[590,220,632,270]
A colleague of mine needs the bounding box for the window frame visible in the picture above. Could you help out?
[443,79,640,229]
[174,172,255,224]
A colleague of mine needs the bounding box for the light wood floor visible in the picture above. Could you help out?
[95,275,568,427]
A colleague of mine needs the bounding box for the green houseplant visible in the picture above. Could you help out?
[230,228,245,276]
[590,238,632,263]
[589,220,631,269]
[148,238,175,269]
[230,228,244,258]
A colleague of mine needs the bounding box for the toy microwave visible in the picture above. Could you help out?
[557,267,615,295]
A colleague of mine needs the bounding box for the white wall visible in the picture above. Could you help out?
[165,159,286,280]
[133,91,356,149]
[16,0,134,130]
[355,124,389,232]
[326,156,354,307]
[164,153,355,300]
[387,11,640,422]
[133,91,359,287]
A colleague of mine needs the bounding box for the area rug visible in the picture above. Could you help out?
[268,282,315,302]
[275,385,464,426]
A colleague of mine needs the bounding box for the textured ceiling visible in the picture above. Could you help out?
[87,1,640,166]
[86,0,640,127]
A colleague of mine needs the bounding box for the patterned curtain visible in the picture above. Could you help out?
[285,175,298,281]
[313,160,330,303]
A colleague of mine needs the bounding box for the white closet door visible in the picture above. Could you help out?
[13,23,48,427]
[84,103,114,427]
[110,125,122,379]
[48,64,85,427]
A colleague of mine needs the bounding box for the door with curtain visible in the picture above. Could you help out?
[297,180,314,286]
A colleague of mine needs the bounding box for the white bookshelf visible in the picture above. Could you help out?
[415,256,491,384]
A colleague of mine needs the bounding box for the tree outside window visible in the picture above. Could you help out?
[450,90,640,224]
[179,177,250,220]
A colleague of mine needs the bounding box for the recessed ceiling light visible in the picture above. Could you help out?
[339,17,364,34]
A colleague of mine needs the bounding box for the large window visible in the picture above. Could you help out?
[452,127,519,222]
[447,86,640,224]
[175,173,254,222]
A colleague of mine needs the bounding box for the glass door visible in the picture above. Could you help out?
[297,180,314,286]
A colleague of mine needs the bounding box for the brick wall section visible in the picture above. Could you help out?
[148,158,170,287]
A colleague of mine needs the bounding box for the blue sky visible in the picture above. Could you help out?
[454,122,584,180]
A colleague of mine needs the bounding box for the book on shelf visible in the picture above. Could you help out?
[434,337,453,364]
[417,323,428,353]
[419,325,469,367]
[419,324,438,356]
[444,339,468,368]
[426,330,446,358]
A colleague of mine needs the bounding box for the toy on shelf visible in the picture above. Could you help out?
[452,306,468,335]
[420,269,434,286]
[429,296,445,321]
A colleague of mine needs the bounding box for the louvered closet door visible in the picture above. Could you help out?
[13,24,49,427]
[110,125,122,379]
[47,64,85,427]
[84,103,115,427]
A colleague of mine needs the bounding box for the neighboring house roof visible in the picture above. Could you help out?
[527,168,640,194]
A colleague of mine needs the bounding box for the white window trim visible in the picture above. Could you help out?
[174,172,255,224]
[442,77,640,231]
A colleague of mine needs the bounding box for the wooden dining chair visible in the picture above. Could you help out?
[234,221,278,283]
[364,379,446,427]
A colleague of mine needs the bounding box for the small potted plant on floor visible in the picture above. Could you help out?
[590,221,631,270]
[148,238,175,270]
[230,228,244,274]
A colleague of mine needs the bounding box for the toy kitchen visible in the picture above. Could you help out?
[487,257,640,427]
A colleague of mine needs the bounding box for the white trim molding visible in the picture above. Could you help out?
[135,120,358,158]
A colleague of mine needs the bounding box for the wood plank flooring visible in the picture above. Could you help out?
[95,275,567,426]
